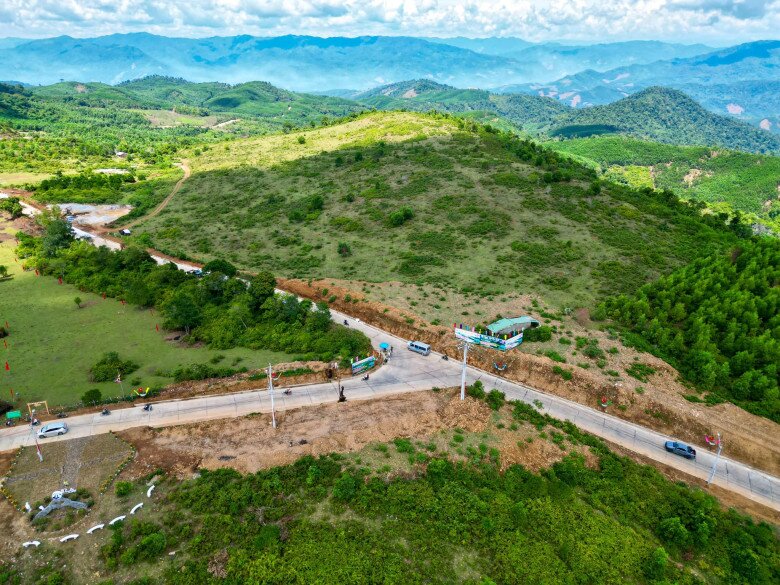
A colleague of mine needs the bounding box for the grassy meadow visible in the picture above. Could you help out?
[132,111,735,310]
[0,233,291,407]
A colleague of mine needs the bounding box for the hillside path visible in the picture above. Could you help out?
[117,159,190,230]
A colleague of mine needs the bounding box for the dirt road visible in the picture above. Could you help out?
[117,159,190,230]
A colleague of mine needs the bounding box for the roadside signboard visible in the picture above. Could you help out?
[351,355,375,375]
[454,327,523,351]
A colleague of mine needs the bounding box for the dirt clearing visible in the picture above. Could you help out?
[120,389,493,477]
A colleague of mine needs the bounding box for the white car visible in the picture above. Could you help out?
[37,422,69,438]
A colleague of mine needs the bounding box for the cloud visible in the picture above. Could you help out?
[0,0,778,44]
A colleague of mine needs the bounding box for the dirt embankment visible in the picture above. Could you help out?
[279,278,780,477]
[119,390,493,478]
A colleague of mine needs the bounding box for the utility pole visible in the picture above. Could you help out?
[460,342,470,401]
[706,433,723,485]
[268,363,277,430]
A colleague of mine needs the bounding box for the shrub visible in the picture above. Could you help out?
[115,481,132,497]
[626,363,656,382]
[389,206,414,227]
[337,242,352,257]
[466,380,486,400]
[552,366,573,381]
[523,326,552,342]
[90,352,139,383]
[81,388,102,405]
[332,474,357,502]
[486,389,506,411]
[544,350,566,363]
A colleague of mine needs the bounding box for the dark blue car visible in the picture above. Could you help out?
[665,441,696,460]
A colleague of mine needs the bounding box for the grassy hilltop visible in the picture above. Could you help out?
[132,111,736,309]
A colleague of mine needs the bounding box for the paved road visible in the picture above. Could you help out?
[2,311,778,511]
[4,196,779,511]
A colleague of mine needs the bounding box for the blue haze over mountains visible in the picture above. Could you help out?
[0,34,777,132]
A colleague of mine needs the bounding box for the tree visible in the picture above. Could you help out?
[248,272,276,314]
[42,218,74,257]
[202,259,237,278]
[74,296,82,308]
[161,289,202,334]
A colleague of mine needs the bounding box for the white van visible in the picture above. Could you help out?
[37,422,69,439]
[407,341,431,356]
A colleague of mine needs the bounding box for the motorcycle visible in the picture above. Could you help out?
[56,411,69,419]
[343,319,349,326]
[361,374,370,381]
[142,404,152,412]
[283,389,292,395]
[101,408,111,416]
[441,355,449,361]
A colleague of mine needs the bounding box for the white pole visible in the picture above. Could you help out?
[706,433,722,485]
[460,342,469,400]
[268,363,277,429]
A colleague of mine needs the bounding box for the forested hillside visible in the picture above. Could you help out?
[548,135,780,232]
[547,87,780,154]
[600,239,780,421]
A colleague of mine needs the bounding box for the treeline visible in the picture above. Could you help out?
[31,171,138,204]
[86,403,777,583]
[600,238,780,421]
[17,221,370,363]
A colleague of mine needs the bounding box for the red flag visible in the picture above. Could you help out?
[3,339,7,348]
[120,299,126,305]
[58,276,63,285]
[155,324,159,332]
[102,292,106,299]
[34,269,39,276]
[4,361,9,371]
[36,442,43,462]
[9,388,13,399]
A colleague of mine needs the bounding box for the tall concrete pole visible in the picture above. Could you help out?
[706,433,722,485]
[460,342,469,401]
[268,363,277,429]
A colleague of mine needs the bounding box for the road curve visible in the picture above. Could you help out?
[1,309,778,511]
[4,195,779,511]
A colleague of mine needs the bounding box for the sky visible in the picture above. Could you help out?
[0,0,778,45]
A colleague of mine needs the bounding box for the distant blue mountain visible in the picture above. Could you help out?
[0,34,714,93]
[498,40,780,132]
[0,34,529,90]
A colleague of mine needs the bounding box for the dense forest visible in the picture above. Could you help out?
[600,238,780,421]
[16,218,370,363]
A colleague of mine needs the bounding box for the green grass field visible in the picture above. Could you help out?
[132,111,735,310]
[0,233,291,407]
